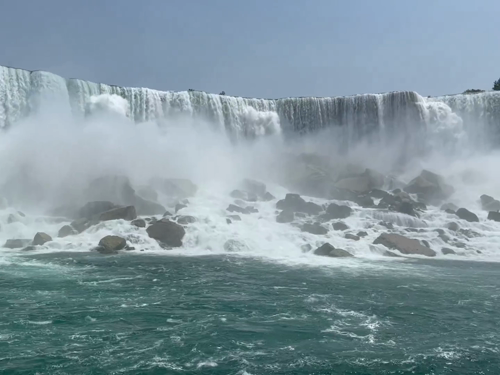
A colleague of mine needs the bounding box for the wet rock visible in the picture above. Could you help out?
[404,170,454,204]
[223,239,248,252]
[333,222,349,231]
[146,220,185,247]
[177,215,196,225]
[379,221,394,230]
[263,192,275,201]
[441,202,459,212]
[276,210,294,223]
[354,195,375,208]
[442,247,456,255]
[276,194,322,215]
[301,244,313,252]
[421,240,431,248]
[241,179,267,198]
[230,190,247,200]
[7,214,19,224]
[33,232,52,246]
[383,250,401,257]
[314,243,353,257]
[134,197,166,216]
[459,228,480,238]
[447,222,459,231]
[325,203,352,219]
[163,211,173,217]
[330,187,359,202]
[245,206,259,214]
[369,189,392,200]
[4,239,31,249]
[455,208,479,223]
[487,211,500,222]
[70,218,99,233]
[97,235,127,254]
[227,204,249,215]
[175,203,187,213]
[58,225,76,238]
[227,215,241,221]
[79,201,118,219]
[373,233,436,257]
[480,194,500,211]
[345,233,360,241]
[357,231,368,237]
[131,219,146,228]
[301,223,328,235]
[99,206,137,221]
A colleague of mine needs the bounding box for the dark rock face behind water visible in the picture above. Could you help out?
[374,233,436,257]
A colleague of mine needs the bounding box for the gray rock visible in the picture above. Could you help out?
[455,208,479,223]
[276,210,294,223]
[4,239,31,249]
[345,234,360,241]
[276,194,322,215]
[175,203,187,213]
[404,170,454,204]
[131,219,146,228]
[241,179,267,198]
[447,222,459,231]
[442,247,456,255]
[314,243,353,257]
[97,235,127,254]
[369,189,392,200]
[223,239,248,252]
[325,203,352,219]
[301,223,328,235]
[333,222,349,231]
[79,201,118,219]
[33,232,52,246]
[163,211,173,217]
[441,202,459,212]
[146,220,186,247]
[99,206,137,221]
[70,218,99,233]
[58,225,77,238]
[373,233,436,257]
[263,192,275,201]
[357,231,368,237]
[487,211,500,222]
[480,194,500,211]
[177,215,196,225]
[227,204,249,215]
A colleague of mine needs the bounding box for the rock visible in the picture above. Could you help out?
[241,179,267,197]
[245,206,259,214]
[131,219,146,228]
[97,235,127,254]
[334,169,384,193]
[459,228,480,238]
[227,204,249,215]
[333,222,349,231]
[58,225,77,237]
[223,239,248,252]
[357,231,368,237]
[447,222,459,231]
[484,200,500,211]
[227,215,241,221]
[301,223,328,235]
[396,201,418,217]
[7,214,19,224]
[373,233,436,257]
[325,203,352,219]
[137,186,158,202]
[146,220,185,247]
[263,192,275,201]
[70,218,98,233]
[134,196,166,216]
[422,240,431,248]
[151,178,198,198]
[314,243,353,257]
[79,201,118,219]
[442,247,456,255]
[163,211,173,217]
[345,234,360,241]
[226,218,231,224]
[177,215,196,225]
[175,203,187,213]
[441,202,459,212]
[354,195,375,208]
[487,211,500,222]
[383,250,401,257]
[99,206,137,221]
[301,244,313,252]
[276,210,294,223]
[276,194,322,215]
[369,189,392,200]
[455,208,479,222]
[330,187,359,202]
[404,170,454,204]
[33,232,52,246]
[379,221,394,230]
[230,190,247,200]
[4,239,31,249]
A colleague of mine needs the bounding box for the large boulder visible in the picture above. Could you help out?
[70,218,99,233]
[97,235,127,254]
[480,194,500,211]
[276,210,294,223]
[325,203,352,219]
[488,211,500,222]
[4,239,31,249]
[404,170,454,204]
[373,233,436,257]
[58,225,77,237]
[334,168,384,194]
[33,232,52,246]
[276,194,322,215]
[301,223,328,235]
[455,208,479,223]
[131,219,146,228]
[79,201,118,219]
[99,206,137,221]
[313,243,353,257]
[146,219,186,247]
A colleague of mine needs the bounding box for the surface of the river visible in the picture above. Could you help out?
[0,253,498,374]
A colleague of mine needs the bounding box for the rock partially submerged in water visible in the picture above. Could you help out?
[32,232,52,246]
[480,194,500,211]
[276,194,322,215]
[487,211,500,222]
[324,203,352,219]
[301,223,328,235]
[146,219,185,247]
[404,170,454,204]
[373,233,436,257]
[276,210,294,223]
[455,208,479,223]
[99,206,137,221]
[97,235,127,254]
[131,219,146,228]
[3,239,31,249]
[313,243,353,257]
[79,201,118,219]
[58,225,77,237]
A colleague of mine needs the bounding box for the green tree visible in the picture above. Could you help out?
[494,78,500,91]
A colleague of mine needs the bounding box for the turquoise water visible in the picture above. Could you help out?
[0,253,499,374]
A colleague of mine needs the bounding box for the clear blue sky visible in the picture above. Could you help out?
[1,0,498,98]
